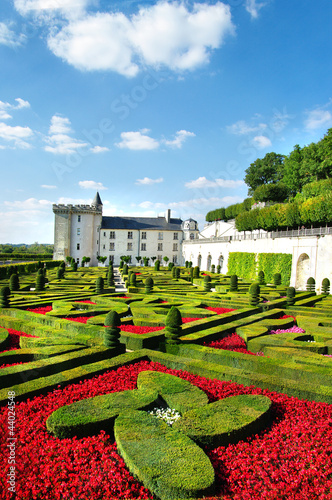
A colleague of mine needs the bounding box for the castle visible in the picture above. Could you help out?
[52,192,199,266]
[53,193,331,291]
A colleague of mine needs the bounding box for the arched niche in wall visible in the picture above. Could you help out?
[295,253,310,290]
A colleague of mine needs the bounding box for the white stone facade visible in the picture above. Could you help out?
[53,193,199,266]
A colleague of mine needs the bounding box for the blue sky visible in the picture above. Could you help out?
[0,0,331,243]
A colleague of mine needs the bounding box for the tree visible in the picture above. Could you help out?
[81,256,90,267]
[163,256,169,266]
[97,256,107,265]
[244,152,285,195]
[282,144,304,196]
[253,182,289,203]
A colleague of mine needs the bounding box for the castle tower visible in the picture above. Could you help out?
[53,192,103,266]
[182,218,199,240]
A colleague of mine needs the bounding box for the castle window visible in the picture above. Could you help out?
[141,243,146,251]
[77,243,80,250]
[128,231,133,239]
[109,255,114,263]
[103,245,105,250]
[78,215,81,222]
[173,243,178,251]
[141,231,147,239]
[158,232,163,240]
[158,255,162,262]
[77,228,80,235]
[110,231,115,239]
[109,243,115,251]
[103,232,106,237]
[190,233,195,240]
[158,243,163,251]
[173,255,178,264]
[173,233,178,240]
[127,242,133,251]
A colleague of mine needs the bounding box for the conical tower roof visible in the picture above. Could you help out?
[92,192,103,206]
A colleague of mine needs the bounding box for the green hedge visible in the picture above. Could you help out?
[257,253,292,285]
[227,253,256,280]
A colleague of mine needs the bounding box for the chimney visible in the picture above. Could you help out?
[166,209,171,223]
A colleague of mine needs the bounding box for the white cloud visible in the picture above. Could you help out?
[245,0,266,19]
[169,195,243,209]
[136,177,164,185]
[90,145,110,153]
[56,197,92,205]
[0,98,31,120]
[185,177,244,189]
[44,114,88,154]
[0,22,26,47]
[227,120,267,135]
[163,130,195,148]
[305,109,332,130]
[78,180,108,190]
[252,135,272,149]
[116,131,159,150]
[46,1,234,76]
[4,198,53,209]
[14,0,91,18]
[41,184,57,189]
[0,122,33,148]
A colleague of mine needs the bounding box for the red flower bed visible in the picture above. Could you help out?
[26,306,53,315]
[204,307,236,314]
[0,327,39,368]
[65,316,89,324]
[75,300,96,305]
[120,325,164,334]
[0,361,331,499]
[279,314,297,323]
[204,333,258,355]
[182,317,202,323]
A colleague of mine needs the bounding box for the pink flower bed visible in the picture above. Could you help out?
[0,361,331,499]
[270,325,305,335]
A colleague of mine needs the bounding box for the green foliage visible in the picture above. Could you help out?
[57,267,64,279]
[96,277,104,293]
[253,182,289,203]
[130,273,137,286]
[306,277,316,292]
[301,178,332,199]
[104,311,121,348]
[258,270,265,285]
[203,274,211,292]
[122,263,128,275]
[0,286,10,307]
[273,273,281,286]
[228,253,256,281]
[143,257,150,267]
[211,264,215,273]
[35,273,45,291]
[107,269,114,286]
[163,256,169,264]
[168,262,174,271]
[154,260,160,271]
[217,265,221,274]
[286,287,296,306]
[321,278,330,295]
[244,152,285,195]
[229,275,238,292]
[81,256,90,267]
[249,283,260,306]
[165,306,182,344]
[9,274,19,291]
[193,266,200,279]
[71,261,78,271]
[257,253,292,285]
[145,277,154,294]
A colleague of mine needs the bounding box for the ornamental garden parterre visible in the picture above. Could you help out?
[0,260,332,499]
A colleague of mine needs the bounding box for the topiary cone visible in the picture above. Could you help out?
[104,311,121,348]
[322,278,330,295]
[9,273,19,291]
[286,287,296,306]
[145,277,154,294]
[249,282,260,306]
[230,275,238,292]
[204,275,211,292]
[165,306,182,345]
[0,286,11,308]
[96,277,104,293]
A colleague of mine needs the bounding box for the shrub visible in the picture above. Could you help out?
[273,273,281,286]
[168,262,174,271]
[286,287,296,306]
[217,265,221,274]
[165,307,182,345]
[9,273,19,291]
[0,286,10,307]
[211,264,215,274]
[35,272,45,291]
[130,273,137,286]
[322,278,330,295]
[249,283,260,306]
[204,275,211,292]
[145,277,154,294]
[230,275,238,292]
[104,311,121,348]
[107,270,114,286]
[193,266,200,279]
[122,263,128,275]
[57,267,64,279]
[96,277,104,294]
[154,260,160,271]
[258,270,265,285]
[306,277,316,292]
[71,261,77,271]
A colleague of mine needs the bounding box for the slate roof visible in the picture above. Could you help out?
[92,192,103,206]
[101,216,183,231]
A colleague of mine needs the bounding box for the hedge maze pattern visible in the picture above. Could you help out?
[0,262,332,499]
